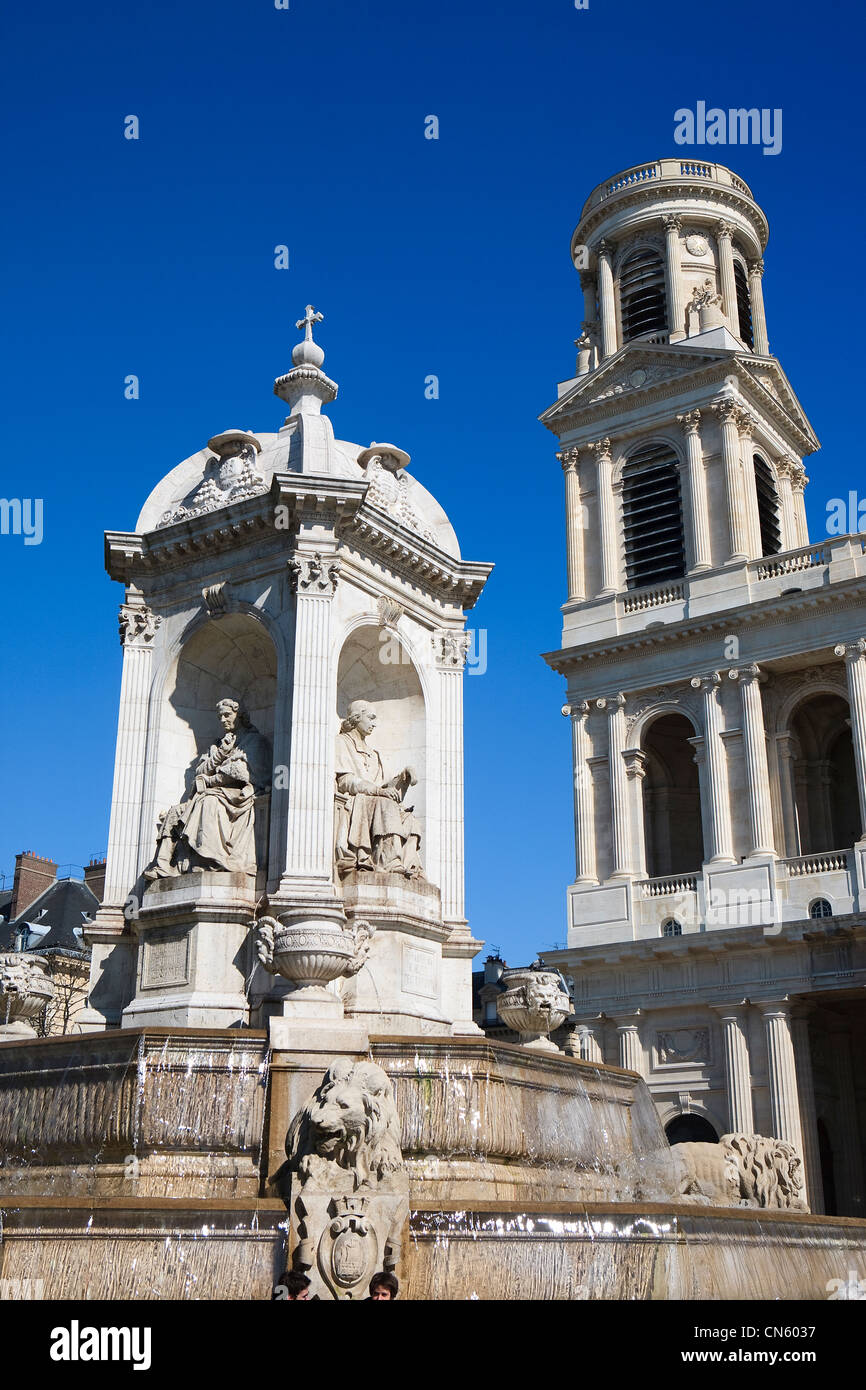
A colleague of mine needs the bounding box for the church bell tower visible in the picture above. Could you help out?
[539,160,866,1216]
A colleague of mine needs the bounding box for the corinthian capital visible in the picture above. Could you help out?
[748,258,765,278]
[558,446,581,473]
[118,604,161,648]
[677,409,702,437]
[595,239,614,262]
[736,408,758,439]
[587,436,612,465]
[288,551,341,596]
[662,214,682,234]
[716,220,734,241]
[712,396,741,426]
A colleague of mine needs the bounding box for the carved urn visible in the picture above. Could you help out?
[0,952,55,1036]
[496,965,572,1052]
[255,916,373,1002]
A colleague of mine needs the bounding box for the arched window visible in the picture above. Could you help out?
[661,918,682,937]
[734,259,753,349]
[809,898,833,919]
[622,442,686,589]
[619,247,668,340]
[753,454,782,556]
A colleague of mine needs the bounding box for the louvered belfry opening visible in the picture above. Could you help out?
[619,247,668,340]
[753,454,782,556]
[734,259,754,349]
[622,442,686,590]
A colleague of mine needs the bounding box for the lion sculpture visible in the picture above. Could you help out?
[286,1058,405,1193]
[672,1132,808,1211]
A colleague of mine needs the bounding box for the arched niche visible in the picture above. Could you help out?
[665,1113,719,1145]
[787,691,858,854]
[336,625,427,835]
[155,613,277,840]
[641,710,704,876]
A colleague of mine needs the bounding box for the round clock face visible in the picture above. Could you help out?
[685,234,709,256]
[629,368,648,387]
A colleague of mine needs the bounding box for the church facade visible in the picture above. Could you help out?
[539,159,866,1218]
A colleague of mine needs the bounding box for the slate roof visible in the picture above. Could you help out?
[2,878,98,952]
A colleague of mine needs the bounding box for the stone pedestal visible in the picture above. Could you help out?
[121,872,256,1029]
[339,873,452,1034]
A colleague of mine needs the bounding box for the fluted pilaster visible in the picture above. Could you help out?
[599,694,630,877]
[589,437,618,595]
[713,1005,754,1133]
[714,398,749,562]
[104,604,162,903]
[569,701,597,882]
[729,665,776,856]
[690,673,735,862]
[596,242,618,359]
[760,1002,805,1159]
[560,448,585,601]
[748,258,769,354]
[677,410,711,571]
[284,553,340,882]
[835,640,866,840]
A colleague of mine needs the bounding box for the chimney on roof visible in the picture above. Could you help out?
[84,856,107,904]
[11,851,58,921]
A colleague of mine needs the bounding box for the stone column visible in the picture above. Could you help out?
[434,632,469,928]
[748,258,769,354]
[737,409,763,559]
[776,732,800,856]
[716,221,738,332]
[560,447,585,601]
[589,437,619,595]
[282,550,341,890]
[599,694,631,878]
[713,398,749,562]
[579,269,597,349]
[791,1007,824,1213]
[677,410,711,571]
[690,673,735,862]
[713,1005,754,1133]
[575,1019,604,1063]
[663,215,685,338]
[835,640,866,841]
[790,465,809,546]
[104,604,162,903]
[775,458,798,552]
[569,701,597,883]
[760,1001,805,1159]
[596,241,618,359]
[730,665,776,857]
[615,1013,644,1075]
[827,1019,863,1216]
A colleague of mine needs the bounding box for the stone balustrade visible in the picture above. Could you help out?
[581,159,755,217]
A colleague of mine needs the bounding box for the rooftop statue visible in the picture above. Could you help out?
[144,699,271,880]
[334,700,423,879]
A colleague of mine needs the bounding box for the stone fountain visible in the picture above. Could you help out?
[1,310,866,1300]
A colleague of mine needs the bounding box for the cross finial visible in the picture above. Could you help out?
[296,304,324,340]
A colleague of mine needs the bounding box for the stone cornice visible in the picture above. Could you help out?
[340,505,493,611]
[546,577,866,685]
[574,181,768,257]
[542,349,818,456]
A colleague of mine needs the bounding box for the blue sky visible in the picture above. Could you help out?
[1,0,864,964]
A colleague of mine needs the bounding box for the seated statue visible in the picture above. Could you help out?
[145,699,272,880]
[334,700,423,879]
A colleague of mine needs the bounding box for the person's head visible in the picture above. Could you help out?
[275,1270,312,1300]
[216,698,249,734]
[342,700,376,738]
[369,1270,398,1301]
